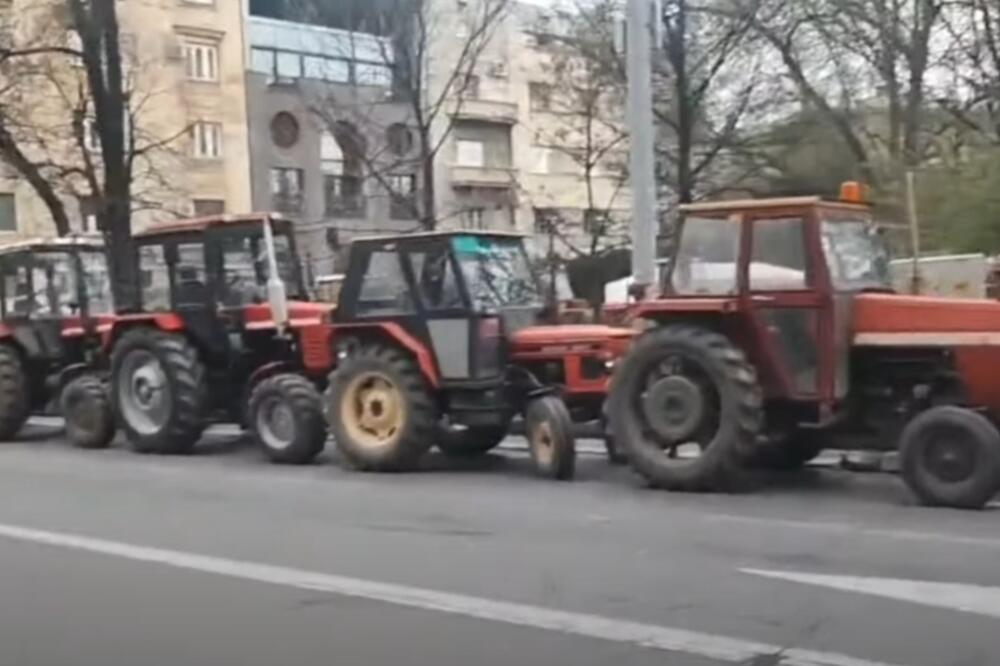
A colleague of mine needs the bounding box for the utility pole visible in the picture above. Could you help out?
[626,0,658,297]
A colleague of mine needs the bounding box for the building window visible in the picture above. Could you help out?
[303,55,349,83]
[0,193,16,232]
[354,62,392,86]
[583,209,612,236]
[183,41,219,82]
[389,174,417,220]
[386,123,413,156]
[456,140,484,167]
[193,199,225,216]
[78,196,99,232]
[270,112,300,149]
[322,122,366,218]
[250,48,274,75]
[270,167,304,212]
[533,207,561,234]
[463,207,485,230]
[191,121,223,159]
[276,51,302,81]
[529,82,552,112]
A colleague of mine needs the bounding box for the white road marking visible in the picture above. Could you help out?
[744,569,1000,620]
[707,513,1000,549]
[0,522,900,666]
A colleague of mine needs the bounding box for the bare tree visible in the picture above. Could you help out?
[299,0,510,229]
[937,1,1000,144]
[0,0,189,308]
[527,1,628,260]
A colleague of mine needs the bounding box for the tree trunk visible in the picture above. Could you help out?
[419,127,436,230]
[670,0,694,204]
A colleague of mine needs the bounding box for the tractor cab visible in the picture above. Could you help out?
[0,236,115,444]
[638,186,889,410]
[130,213,326,359]
[336,231,546,384]
[0,236,112,363]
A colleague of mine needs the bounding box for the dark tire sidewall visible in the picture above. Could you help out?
[111,329,206,455]
[249,374,326,465]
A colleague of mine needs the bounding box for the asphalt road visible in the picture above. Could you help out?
[0,420,998,666]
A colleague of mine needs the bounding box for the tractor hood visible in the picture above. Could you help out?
[242,300,334,328]
[853,293,1000,342]
[508,324,636,357]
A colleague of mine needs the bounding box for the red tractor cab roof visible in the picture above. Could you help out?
[0,234,105,255]
[679,196,870,217]
[134,212,289,238]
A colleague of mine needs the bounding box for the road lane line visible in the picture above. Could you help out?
[744,569,1000,619]
[0,521,899,666]
[706,513,1000,549]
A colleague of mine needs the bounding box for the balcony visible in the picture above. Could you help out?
[450,166,518,189]
[450,99,519,125]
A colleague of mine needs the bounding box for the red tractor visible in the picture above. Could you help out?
[0,237,116,448]
[101,213,332,462]
[321,231,633,478]
[609,185,1000,509]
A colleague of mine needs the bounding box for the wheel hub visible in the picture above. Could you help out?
[642,375,705,442]
[343,373,404,447]
[118,351,171,436]
[926,436,975,483]
[257,397,296,451]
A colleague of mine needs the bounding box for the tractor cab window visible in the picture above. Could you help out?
[174,243,209,306]
[139,245,170,311]
[671,216,740,295]
[32,252,80,316]
[80,250,113,315]
[749,217,808,290]
[409,247,464,311]
[356,250,416,316]
[451,236,542,313]
[220,231,302,306]
[821,219,891,291]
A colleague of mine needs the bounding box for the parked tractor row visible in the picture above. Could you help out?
[3,183,999,510]
[0,215,630,482]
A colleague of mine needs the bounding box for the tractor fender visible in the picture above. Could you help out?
[99,313,186,351]
[247,361,296,391]
[50,363,94,394]
[330,322,439,388]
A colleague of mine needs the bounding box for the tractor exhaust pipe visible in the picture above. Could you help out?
[262,216,289,330]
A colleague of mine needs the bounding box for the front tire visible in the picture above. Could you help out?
[609,325,763,492]
[327,344,436,472]
[899,406,1000,509]
[526,395,575,480]
[111,328,207,455]
[61,375,115,449]
[0,344,29,440]
[249,373,327,464]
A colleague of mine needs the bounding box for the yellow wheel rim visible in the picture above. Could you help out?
[531,421,555,466]
[341,372,406,450]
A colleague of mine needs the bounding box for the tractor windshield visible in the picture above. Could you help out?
[670,216,741,295]
[451,235,543,313]
[220,231,304,306]
[79,250,113,314]
[821,219,891,291]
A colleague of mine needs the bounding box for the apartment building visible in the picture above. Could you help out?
[0,0,252,238]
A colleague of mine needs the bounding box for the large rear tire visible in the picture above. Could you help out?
[609,325,763,492]
[327,344,436,472]
[249,373,327,464]
[111,328,207,455]
[437,424,508,458]
[0,344,29,440]
[526,395,575,480]
[61,375,115,449]
[899,406,1000,509]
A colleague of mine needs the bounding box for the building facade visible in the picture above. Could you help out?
[0,0,628,275]
[0,0,252,238]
